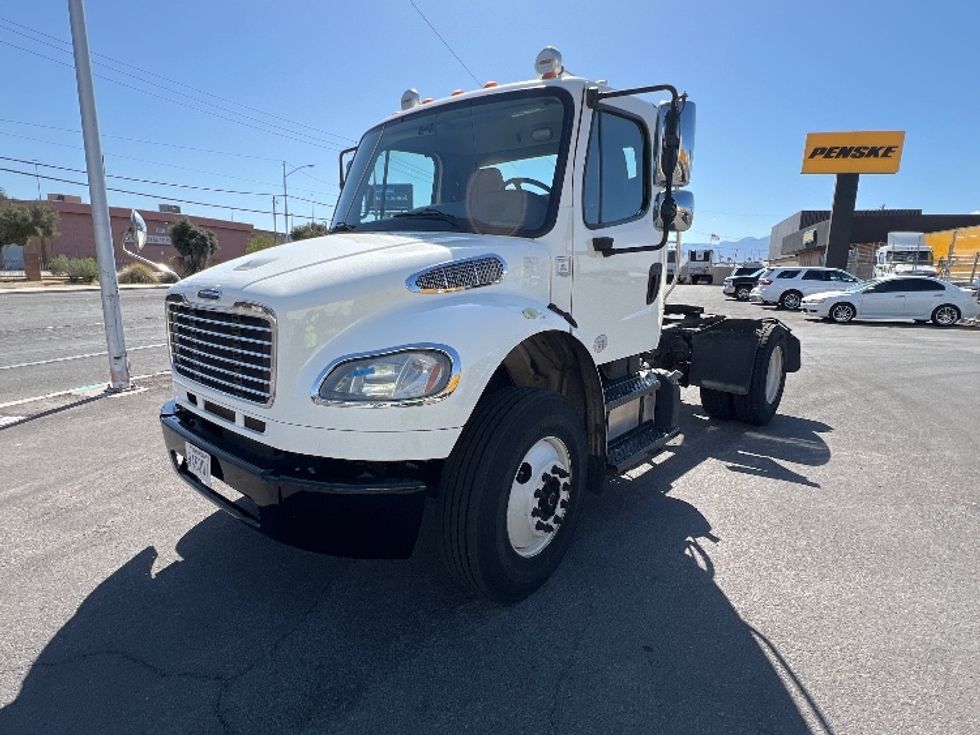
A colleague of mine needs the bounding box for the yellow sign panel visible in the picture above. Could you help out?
[801,131,905,174]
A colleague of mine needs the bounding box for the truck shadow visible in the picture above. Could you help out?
[0,461,833,735]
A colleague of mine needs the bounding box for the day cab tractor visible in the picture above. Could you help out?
[159,47,801,602]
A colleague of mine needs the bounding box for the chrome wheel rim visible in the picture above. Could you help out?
[832,304,852,322]
[765,346,784,404]
[737,287,750,300]
[936,306,958,325]
[506,436,571,558]
[783,293,801,309]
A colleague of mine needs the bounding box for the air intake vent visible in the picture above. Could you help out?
[408,255,506,294]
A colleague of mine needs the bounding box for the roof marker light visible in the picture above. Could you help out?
[534,46,563,79]
[450,88,464,96]
[421,97,434,104]
[400,88,421,111]
[483,80,498,88]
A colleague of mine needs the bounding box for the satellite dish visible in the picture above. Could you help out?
[130,210,147,251]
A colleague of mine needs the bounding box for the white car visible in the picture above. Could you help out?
[749,267,861,310]
[801,276,980,326]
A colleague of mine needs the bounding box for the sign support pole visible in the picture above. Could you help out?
[824,173,859,270]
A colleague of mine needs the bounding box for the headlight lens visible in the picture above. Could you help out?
[317,349,455,403]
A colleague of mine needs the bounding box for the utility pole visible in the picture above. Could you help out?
[272,196,278,242]
[282,162,289,240]
[68,0,130,391]
[282,162,314,241]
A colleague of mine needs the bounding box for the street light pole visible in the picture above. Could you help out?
[282,162,314,241]
[68,0,130,391]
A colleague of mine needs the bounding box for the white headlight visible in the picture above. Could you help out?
[315,347,458,405]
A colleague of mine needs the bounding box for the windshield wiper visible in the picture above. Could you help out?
[392,208,463,229]
[329,222,357,233]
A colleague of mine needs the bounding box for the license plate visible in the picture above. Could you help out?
[185,441,212,487]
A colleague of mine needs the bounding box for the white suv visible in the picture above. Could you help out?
[749,267,861,310]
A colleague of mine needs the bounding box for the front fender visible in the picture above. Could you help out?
[293,291,582,437]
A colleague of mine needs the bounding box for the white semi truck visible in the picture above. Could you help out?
[873,232,937,278]
[160,48,801,602]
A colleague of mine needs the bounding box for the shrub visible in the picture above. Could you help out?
[170,219,219,274]
[117,262,160,284]
[48,254,69,276]
[63,256,99,283]
[246,233,278,254]
[156,268,180,284]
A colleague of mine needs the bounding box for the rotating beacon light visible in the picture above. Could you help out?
[534,46,564,79]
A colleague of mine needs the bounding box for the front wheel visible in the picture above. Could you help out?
[439,387,587,602]
[830,302,856,324]
[735,285,752,301]
[931,304,961,327]
[732,328,788,426]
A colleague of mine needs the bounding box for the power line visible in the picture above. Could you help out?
[0,38,346,152]
[0,155,328,201]
[0,127,338,197]
[0,15,357,144]
[0,166,332,219]
[407,0,481,86]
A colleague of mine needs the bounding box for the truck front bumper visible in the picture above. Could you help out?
[160,399,430,558]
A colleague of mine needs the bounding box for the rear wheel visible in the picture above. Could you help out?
[931,304,960,327]
[735,285,752,301]
[700,387,735,420]
[778,290,803,310]
[733,328,788,426]
[439,387,586,603]
[830,302,856,323]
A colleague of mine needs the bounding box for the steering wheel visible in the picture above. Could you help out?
[502,177,552,194]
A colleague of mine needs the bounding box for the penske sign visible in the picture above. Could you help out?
[801,131,905,174]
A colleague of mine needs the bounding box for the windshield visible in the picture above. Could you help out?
[885,250,933,264]
[331,89,573,237]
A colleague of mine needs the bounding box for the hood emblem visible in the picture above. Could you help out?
[197,287,222,300]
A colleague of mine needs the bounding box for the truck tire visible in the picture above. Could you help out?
[732,328,788,426]
[700,387,735,420]
[439,387,587,603]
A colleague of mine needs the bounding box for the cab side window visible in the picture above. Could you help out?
[583,110,648,227]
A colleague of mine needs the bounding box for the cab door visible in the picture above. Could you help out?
[570,97,663,363]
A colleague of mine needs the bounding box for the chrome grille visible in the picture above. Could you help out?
[408,255,506,293]
[167,302,275,405]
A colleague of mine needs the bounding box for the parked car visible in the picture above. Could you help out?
[801,276,980,326]
[723,266,765,301]
[749,267,861,310]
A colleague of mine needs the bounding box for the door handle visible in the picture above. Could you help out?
[646,263,664,304]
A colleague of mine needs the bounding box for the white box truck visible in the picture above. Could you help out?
[160,48,800,601]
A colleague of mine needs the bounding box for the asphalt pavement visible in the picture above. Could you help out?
[0,289,170,406]
[0,285,978,734]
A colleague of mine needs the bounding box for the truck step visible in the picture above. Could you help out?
[607,421,680,474]
[602,372,660,413]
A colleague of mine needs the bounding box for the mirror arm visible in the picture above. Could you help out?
[338,146,357,188]
[591,85,686,257]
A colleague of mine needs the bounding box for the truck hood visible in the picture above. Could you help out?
[174,232,462,294]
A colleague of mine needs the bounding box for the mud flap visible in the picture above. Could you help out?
[688,319,800,395]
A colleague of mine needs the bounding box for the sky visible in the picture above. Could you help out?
[1,0,978,243]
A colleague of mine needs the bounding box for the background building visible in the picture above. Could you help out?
[41,196,272,268]
[768,209,980,276]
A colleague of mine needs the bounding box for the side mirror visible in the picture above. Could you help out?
[654,190,694,232]
[654,99,696,187]
[338,146,357,188]
[129,209,147,251]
